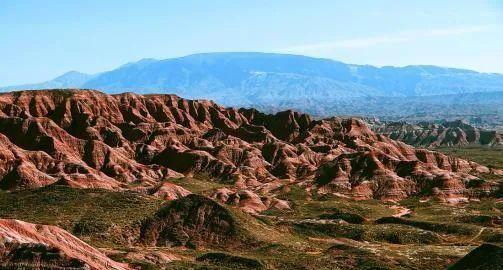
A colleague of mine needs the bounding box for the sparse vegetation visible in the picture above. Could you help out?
[1,149,502,269]
[438,146,503,169]
[1,176,501,269]
[167,177,231,195]
[0,185,164,247]
[196,252,265,269]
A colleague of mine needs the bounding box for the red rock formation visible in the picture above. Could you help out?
[0,90,495,203]
[0,219,130,270]
[367,119,503,148]
[212,187,291,213]
[151,181,191,201]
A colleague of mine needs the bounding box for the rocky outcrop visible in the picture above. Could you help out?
[367,119,503,148]
[0,90,496,203]
[150,181,191,201]
[213,188,291,214]
[0,219,130,270]
[140,194,245,248]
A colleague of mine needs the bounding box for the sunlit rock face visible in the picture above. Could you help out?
[0,89,496,205]
[0,219,131,270]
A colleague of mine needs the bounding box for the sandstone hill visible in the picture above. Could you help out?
[367,119,503,148]
[0,90,499,208]
[0,219,130,270]
[141,194,249,249]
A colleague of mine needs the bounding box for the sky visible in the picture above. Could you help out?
[1,0,502,85]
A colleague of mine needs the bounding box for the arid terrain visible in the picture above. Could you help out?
[0,89,502,269]
[366,119,503,148]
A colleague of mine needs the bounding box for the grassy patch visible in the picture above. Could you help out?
[400,197,503,223]
[167,177,231,195]
[437,146,503,169]
[292,221,441,244]
[375,217,479,236]
[319,209,366,224]
[196,252,265,269]
[0,185,164,247]
[264,191,394,221]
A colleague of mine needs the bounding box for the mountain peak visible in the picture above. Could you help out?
[0,71,93,91]
[54,70,90,80]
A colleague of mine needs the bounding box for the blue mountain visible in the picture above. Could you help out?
[1,71,93,91]
[2,52,503,117]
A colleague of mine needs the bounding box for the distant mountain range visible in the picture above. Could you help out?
[2,71,95,91]
[366,119,502,147]
[3,52,503,121]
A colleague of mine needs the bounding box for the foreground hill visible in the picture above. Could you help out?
[0,89,499,207]
[447,243,503,270]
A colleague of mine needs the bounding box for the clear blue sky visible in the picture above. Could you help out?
[1,0,502,85]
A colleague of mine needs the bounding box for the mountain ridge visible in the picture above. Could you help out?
[366,119,503,147]
[3,52,503,122]
[3,52,502,97]
[77,52,503,99]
